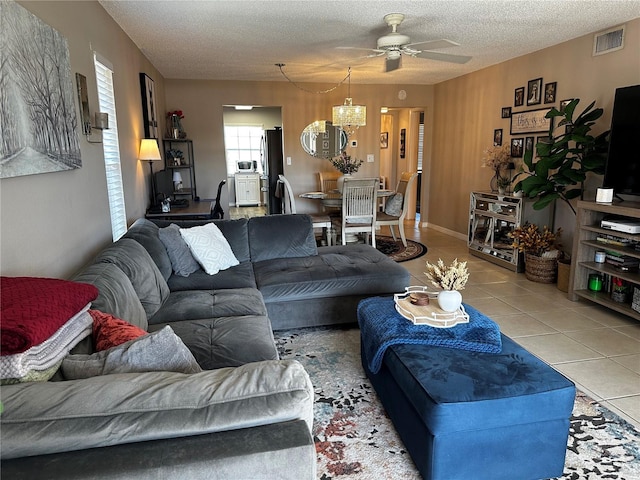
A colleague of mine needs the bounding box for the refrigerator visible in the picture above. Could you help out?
[261,127,284,214]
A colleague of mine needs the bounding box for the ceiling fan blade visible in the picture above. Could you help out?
[385,56,401,73]
[405,39,460,51]
[415,50,472,64]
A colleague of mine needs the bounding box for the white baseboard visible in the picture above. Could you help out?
[420,222,467,242]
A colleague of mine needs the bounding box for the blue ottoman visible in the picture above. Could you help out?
[358,297,576,480]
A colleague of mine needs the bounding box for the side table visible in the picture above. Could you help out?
[145,201,213,220]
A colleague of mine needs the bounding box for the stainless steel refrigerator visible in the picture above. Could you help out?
[261,127,284,214]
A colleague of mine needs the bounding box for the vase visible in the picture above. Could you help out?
[336,173,351,193]
[498,186,506,195]
[438,290,462,313]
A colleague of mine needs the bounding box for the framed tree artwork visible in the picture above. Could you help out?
[140,73,158,139]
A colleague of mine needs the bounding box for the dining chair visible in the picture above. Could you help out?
[278,175,333,245]
[375,171,418,247]
[341,177,379,248]
[317,171,342,214]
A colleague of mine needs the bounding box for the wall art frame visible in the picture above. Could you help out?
[544,82,557,104]
[493,128,503,146]
[510,107,553,135]
[0,1,81,179]
[501,107,512,118]
[380,132,388,149]
[140,73,158,139]
[527,77,543,106]
[399,128,406,158]
[511,138,524,158]
[514,87,525,107]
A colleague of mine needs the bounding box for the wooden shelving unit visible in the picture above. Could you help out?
[569,200,640,320]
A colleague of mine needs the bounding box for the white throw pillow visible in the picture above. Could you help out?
[179,223,239,275]
[384,193,403,216]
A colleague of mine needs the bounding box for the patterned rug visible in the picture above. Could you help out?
[274,327,640,480]
[375,235,427,263]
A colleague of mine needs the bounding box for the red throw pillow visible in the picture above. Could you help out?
[90,310,147,351]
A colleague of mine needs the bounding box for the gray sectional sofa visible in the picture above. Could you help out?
[1,214,409,479]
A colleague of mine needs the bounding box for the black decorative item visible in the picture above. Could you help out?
[140,73,158,139]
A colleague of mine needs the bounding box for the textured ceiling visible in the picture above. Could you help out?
[99,0,640,85]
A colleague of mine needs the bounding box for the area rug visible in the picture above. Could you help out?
[274,327,640,480]
[375,235,427,263]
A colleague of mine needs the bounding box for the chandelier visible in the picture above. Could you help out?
[332,67,366,137]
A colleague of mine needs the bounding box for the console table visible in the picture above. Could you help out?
[145,201,213,220]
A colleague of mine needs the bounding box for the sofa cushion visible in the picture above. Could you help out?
[94,238,169,319]
[167,262,256,292]
[149,315,278,369]
[1,360,313,459]
[255,244,409,302]
[72,263,148,331]
[158,224,200,277]
[180,223,239,275]
[148,288,267,325]
[151,218,251,264]
[248,214,317,262]
[124,219,173,281]
[91,310,147,351]
[61,326,202,379]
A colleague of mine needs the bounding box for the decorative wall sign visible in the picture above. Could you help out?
[510,108,553,135]
[140,73,158,138]
[0,1,81,179]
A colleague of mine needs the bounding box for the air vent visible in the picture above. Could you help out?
[593,25,625,56]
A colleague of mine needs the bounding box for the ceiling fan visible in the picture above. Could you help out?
[341,13,472,72]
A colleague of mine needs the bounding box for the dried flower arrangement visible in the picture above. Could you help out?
[482,144,512,171]
[330,151,363,175]
[424,258,469,291]
[509,223,562,257]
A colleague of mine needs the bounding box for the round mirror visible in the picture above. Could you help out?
[300,120,348,158]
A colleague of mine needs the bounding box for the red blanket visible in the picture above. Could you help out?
[1,277,98,355]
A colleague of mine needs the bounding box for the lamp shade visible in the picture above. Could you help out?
[332,98,366,129]
[172,171,183,182]
[139,139,161,161]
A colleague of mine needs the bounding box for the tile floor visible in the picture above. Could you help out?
[230,205,640,429]
[399,219,640,430]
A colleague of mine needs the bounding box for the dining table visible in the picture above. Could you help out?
[300,188,395,209]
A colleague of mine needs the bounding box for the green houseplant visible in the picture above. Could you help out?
[514,99,610,215]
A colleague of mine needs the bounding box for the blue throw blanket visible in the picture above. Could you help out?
[358,297,502,374]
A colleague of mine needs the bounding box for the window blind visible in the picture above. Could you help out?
[94,55,127,241]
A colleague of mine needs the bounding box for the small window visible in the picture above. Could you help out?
[224,125,264,174]
[94,54,127,240]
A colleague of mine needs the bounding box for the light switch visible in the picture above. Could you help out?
[367,154,375,163]
[286,156,292,165]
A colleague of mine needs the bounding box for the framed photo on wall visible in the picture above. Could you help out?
[380,132,388,149]
[140,73,158,139]
[511,138,524,158]
[525,136,535,154]
[501,107,512,118]
[494,129,503,146]
[400,128,406,158]
[544,82,557,104]
[527,77,543,106]
[514,87,525,107]
[559,98,573,113]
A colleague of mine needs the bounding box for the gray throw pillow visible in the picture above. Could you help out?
[158,224,200,277]
[384,193,403,216]
[61,326,202,379]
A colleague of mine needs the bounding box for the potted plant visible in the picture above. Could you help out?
[482,144,512,193]
[509,223,562,283]
[424,258,469,312]
[330,151,363,192]
[513,98,610,214]
[611,277,629,303]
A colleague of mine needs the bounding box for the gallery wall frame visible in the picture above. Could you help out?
[527,77,543,106]
[140,73,158,139]
[514,87,525,107]
[544,82,557,104]
[493,129,503,146]
[510,107,553,135]
[380,132,388,149]
[511,138,524,158]
[501,107,512,118]
[399,128,406,158]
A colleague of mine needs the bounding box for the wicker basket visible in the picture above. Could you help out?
[524,253,558,283]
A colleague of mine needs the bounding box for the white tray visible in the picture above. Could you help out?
[393,286,470,328]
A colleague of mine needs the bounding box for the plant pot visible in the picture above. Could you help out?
[557,258,571,292]
[524,253,558,284]
[437,290,462,313]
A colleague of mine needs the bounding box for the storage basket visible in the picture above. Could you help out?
[525,253,558,283]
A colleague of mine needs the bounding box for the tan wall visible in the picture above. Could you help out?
[430,18,640,244]
[164,80,434,214]
[1,1,165,278]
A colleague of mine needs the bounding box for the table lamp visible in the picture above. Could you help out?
[139,139,161,207]
[173,171,183,192]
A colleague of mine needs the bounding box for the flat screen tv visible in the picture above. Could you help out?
[602,84,640,197]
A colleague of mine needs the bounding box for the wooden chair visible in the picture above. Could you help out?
[341,177,379,248]
[278,175,333,245]
[317,171,342,214]
[375,172,418,247]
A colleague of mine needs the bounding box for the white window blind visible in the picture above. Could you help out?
[224,125,264,174]
[94,55,127,241]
